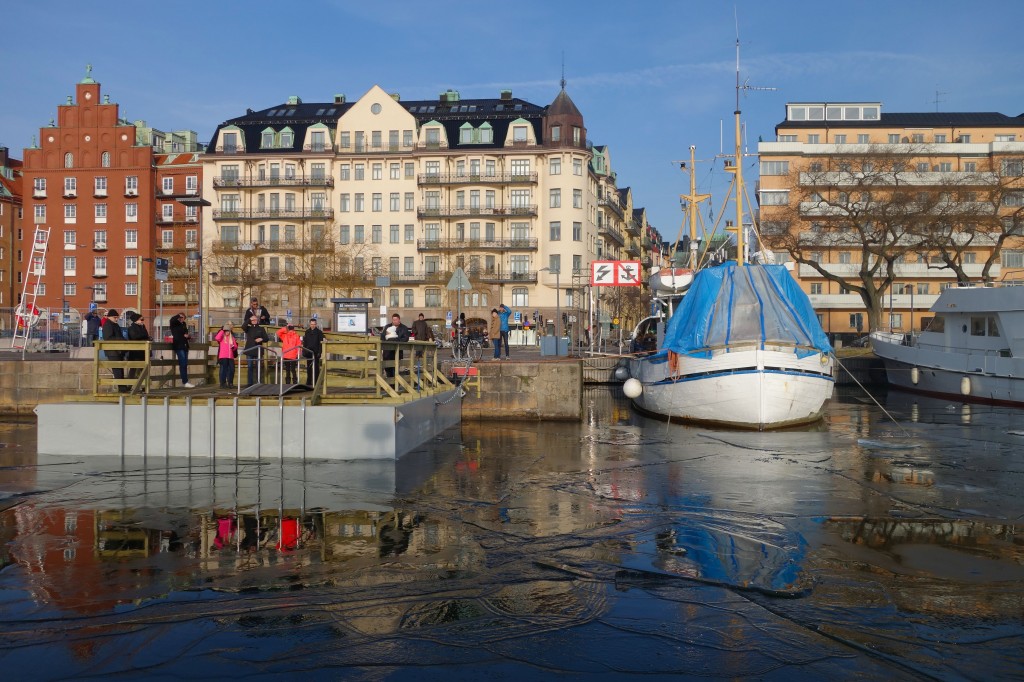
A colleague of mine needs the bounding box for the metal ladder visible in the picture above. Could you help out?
[11,227,49,353]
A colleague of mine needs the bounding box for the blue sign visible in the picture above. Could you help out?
[445,310,453,328]
[513,311,522,324]
[89,301,98,311]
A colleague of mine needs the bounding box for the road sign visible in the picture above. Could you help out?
[445,310,453,328]
[514,311,522,324]
[155,258,169,282]
[446,267,471,291]
[591,260,641,286]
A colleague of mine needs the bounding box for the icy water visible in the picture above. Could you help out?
[1,388,1022,681]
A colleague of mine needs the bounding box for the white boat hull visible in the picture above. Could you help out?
[628,347,835,429]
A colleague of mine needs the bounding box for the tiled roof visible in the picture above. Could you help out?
[209,94,548,152]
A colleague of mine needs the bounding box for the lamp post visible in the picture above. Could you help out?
[176,196,212,334]
[539,267,561,356]
[205,271,218,339]
[137,256,154,316]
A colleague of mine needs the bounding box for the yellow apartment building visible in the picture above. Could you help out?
[758,102,1024,337]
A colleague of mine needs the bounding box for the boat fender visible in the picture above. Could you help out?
[613,365,631,381]
[960,376,971,396]
[911,367,919,385]
[623,378,643,399]
[668,350,680,376]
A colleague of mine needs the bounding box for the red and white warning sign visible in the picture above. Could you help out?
[591,260,641,286]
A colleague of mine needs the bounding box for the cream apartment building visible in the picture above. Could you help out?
[758,102,1024,335]
[202,85,649,334]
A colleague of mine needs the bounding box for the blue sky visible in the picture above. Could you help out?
[2,0,1022,238]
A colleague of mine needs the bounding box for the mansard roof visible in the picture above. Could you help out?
[779,111,1024,129]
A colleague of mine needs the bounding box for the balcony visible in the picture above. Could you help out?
[93,241,107,251]
[599,198,624,219]
[808,293,940,310]
[475,270,538,284]
[625,242,641,258]
[33,188,46,198]
[625,220,642,237]
[598,224,626,246]
[416,205,537,219]
[798,170,1000,188]
[416,238,538,251]
[212,208,334,221]
[417,172,537,186]
[302,143,334,153]
[337,142,416,155]
[156,294,198,305]
[125,188,139,197]
[213,175,335,189]
[388,271,449,284]
[214,145,244,155]
[211,239,335,254]
[93,269,107,278]
[167,267,194,280]
[93,188,107,198]
[797,262,999,279]
[63,188,77,199]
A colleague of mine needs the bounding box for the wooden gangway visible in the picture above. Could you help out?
[90,328,456,405]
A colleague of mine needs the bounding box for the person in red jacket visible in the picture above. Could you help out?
[276,323,302,384]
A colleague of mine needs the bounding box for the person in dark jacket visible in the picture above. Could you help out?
[241,297,271,326]
[126,311,151,380]
[84,310,102,346]
[101,309,129,393]
[169,313,194,388]
[382,313,410,378]
[301,318,324,386]
[242,314,270,386]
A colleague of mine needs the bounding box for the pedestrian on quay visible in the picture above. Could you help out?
[410,313,433,358]
[101,309,129,393]
[497,303,512,360]
[126,311,151,380]
[301,318,324,386]
[382,313,410,378]
[488,308,502,360]
[169,313,194,388]
[84,310,101,346]
[241,297,271,326]
[214,323,239,388]
[276,323,302,384]
[242,314,270,387]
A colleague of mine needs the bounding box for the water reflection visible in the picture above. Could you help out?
[0,387,1022,679]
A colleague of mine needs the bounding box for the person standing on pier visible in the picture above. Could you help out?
[214,323,239,388]
[101,309,129,393]
[126,312,151,380]
[382,313,410,378]
[84,310,101,346]
[169,313,194,388]
[276,323,301,384]
[302,318,324,386]
[242,297,271,326]
[497,303,512,360]
[242,315,270,387]
[489,308,502,360]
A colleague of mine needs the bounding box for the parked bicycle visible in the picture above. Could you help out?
[452,336,483,362]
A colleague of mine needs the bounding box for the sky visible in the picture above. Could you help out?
[2,0,1023,240]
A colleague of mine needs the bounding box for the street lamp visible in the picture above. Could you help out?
[539,267,561,356]
[205,271,218,339]
[176,196,212,333]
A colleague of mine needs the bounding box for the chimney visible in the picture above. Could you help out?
[0,146,8,167]
[500,90,512,100]
[334,94,345,104]
[287,95,302,105]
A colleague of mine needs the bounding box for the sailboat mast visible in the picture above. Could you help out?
[733,37,746,267]
[688,145,699,269]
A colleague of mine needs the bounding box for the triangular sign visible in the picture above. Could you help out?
[446,267,471,291]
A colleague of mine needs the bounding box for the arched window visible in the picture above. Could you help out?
[101,152,110,168]
[64,152,74,168]
[512,287,528,307]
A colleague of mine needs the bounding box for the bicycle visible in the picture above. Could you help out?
[452,337,482,362]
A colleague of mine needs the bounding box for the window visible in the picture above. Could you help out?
[551,125,560,142]
[64,177,77,195]
[390,289,399,307]
[162,177,174,194]
[810,283,823,294]
[916,282,929,295]
[760,161,789,175]
[965,161,978,172]
[161,229,174,247]
[162,204,173,220]
[339,193,350,212]
[281,130,293,147]
[340,225,350,244]
[101,152,110,167]
[94,177,107,195]
[807,134,820,144]
[372,225,382,243]
[512,287,528,306]
[549,189,561,208]
[94,256,107,275]
[64,204,76,221]
[354,225,364,243]
[94,229,107,247]
[64,230,77,247]
[573,158,582,176]
[911,134,925,143]
[934,134,947,143]
[355,164,364,181]
[390,224,399,243]
[372,163,382,180]
[404,289,414,307]
[512,126,528,143]
[405,162,415,178]
[64,152,73,168]
[778,134,797,142]
[838,251,851,264]
[573,221,582,241]
[959,134,971,143]
[549,254,561,273]
[511,159,530,177]
[63,256,76,274]
[405,192,414,211]
[34,205,45,222]
[372,193,382,211]
[262,130,274,148]
[857,134,870,144]
[834,134,847,144]
[573,189,582,208]
[549,221,561,240]
[126,229,137,249]
[126,175,138,194]
[390,163,400,180]
[95,204,107,222]
[33,177,46,195]
[1001,159,1024,176]
[550,157,561,175]
[759,191,789,206]
[425,288,441,307]
[355,193,364,212]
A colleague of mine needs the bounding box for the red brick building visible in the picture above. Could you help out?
[19,72,202,322]
[0,146,22,316]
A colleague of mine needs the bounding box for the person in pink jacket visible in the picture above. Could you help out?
[276,323,302,384]
[214,324,239,388]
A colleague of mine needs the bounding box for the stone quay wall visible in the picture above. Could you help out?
[0,358,94,416]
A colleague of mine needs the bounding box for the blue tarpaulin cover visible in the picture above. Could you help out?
[662,262,832,359]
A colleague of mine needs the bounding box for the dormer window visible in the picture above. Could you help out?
[280,129,294,147]
[513,126,528,142]
[551,125,561,142]
[262,130,275,148]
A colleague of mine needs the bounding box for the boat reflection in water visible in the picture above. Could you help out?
[1,388,1023,678]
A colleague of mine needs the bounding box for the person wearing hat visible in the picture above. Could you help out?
[101,309,129,393]
[169,313,194,388]
[301,318,324,386]
[126,312,151,380]
[275,322,302,384]
[242,314,270,387]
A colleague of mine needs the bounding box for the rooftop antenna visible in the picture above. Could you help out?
[932,87,946,112]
